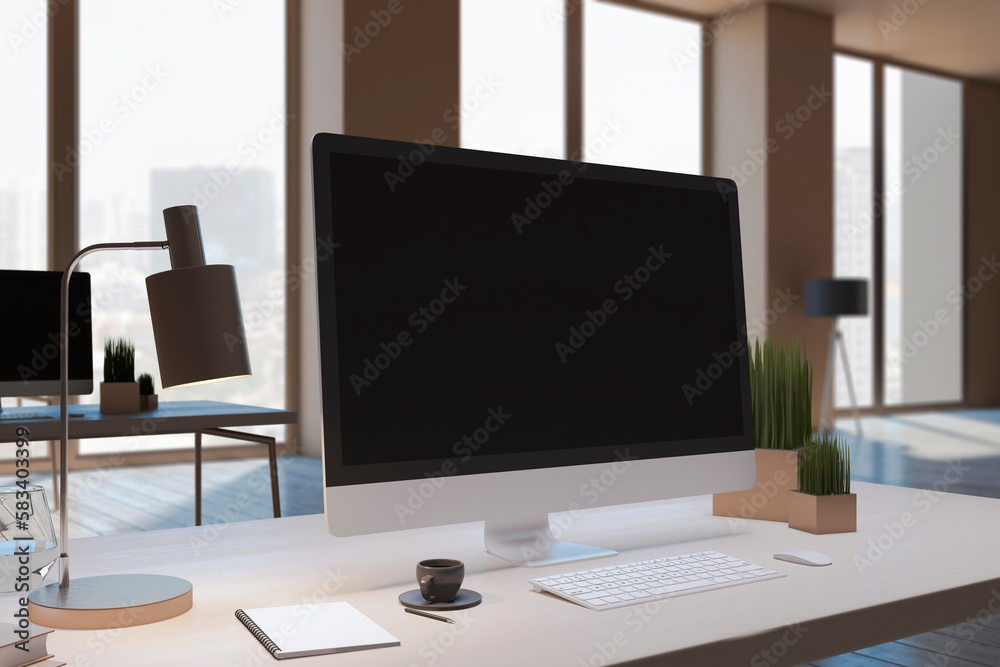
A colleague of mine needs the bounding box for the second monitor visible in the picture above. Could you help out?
[313,133,755,566]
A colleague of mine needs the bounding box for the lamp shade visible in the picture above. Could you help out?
[146,264,251,388]
[804,279,868,317]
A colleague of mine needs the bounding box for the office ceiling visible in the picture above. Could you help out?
[637,0,1000,83]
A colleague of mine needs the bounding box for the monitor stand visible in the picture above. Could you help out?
[484,515,617,567]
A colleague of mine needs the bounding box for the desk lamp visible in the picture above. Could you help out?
[27,205,251,629]
[805,278,867,436]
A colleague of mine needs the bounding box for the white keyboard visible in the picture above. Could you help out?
[529,550,784,610]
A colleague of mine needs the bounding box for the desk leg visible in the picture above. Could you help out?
[195,431,202,527]
[268,438,280,519]
[197,428,281,519]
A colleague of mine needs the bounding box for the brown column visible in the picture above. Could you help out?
[764,6,834,426]
[712,5,834,427]
[964,80,1000,406]
[48,0,78,270]
[343,1,460,146]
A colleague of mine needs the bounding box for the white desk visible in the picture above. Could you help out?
[18,482,1000,666]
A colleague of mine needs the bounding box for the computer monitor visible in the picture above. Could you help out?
[0,271,93,406]
[313,133,755,567]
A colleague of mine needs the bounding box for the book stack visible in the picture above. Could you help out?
[0,624,63,667]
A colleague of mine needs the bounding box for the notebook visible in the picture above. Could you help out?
[235,601,400,660]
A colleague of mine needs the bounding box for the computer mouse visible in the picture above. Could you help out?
[773,550,832,567]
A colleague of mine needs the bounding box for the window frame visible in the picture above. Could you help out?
[0,0,300,475]
[834,48,967,416]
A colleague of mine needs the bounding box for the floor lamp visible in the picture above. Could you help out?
[805,278,868,436]
[27,205,252,629]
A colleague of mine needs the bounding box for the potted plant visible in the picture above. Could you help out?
[99,338,140,413]
[138,372,158,411]
[788,433,856,534]
[713,338,812,522]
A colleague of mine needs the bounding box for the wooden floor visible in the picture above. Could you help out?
[0,456,324,538]
[802,409,1000,667]
[3,409,999,665]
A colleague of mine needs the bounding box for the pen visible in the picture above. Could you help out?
[404,608,455,624]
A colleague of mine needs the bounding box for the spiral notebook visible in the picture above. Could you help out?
[235,601,400,660]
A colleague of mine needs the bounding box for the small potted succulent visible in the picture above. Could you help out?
[714,338,812,522]
[100,338,139,413]
[787,433,856,534]
[138,372,158,411]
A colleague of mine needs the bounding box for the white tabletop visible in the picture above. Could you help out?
[18,481,1000,666]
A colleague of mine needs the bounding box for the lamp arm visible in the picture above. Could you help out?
[59,241,167,589]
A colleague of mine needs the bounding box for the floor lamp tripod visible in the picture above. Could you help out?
[805,279,868,436]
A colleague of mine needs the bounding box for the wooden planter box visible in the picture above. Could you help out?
[713,448,799,522]
[788,491,857,534]
[100,382,140,414]
[140,394,159,411]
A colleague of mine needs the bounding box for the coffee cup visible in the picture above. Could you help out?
[417,558,464,603]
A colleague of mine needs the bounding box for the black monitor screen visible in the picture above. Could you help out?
[1,271,93,394]
[315,134,752,486]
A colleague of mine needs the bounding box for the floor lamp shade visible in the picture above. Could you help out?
[804,279,868,317]
[146,264,251,389]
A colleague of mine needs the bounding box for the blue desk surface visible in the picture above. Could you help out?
[0,400,296,442]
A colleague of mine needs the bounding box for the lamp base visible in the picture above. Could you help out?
[27,574,193,629]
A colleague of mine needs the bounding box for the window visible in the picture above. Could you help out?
[460,0,565,158]
[0,1,47,271]
[833,55,963,411]
[584,1,702,173]
[883,66,962,406]
[833,55,874,408]
[77,0,286,454]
